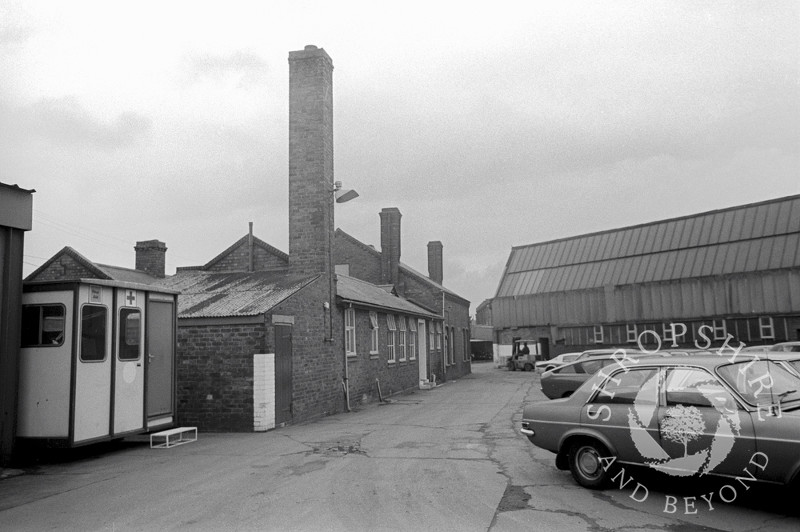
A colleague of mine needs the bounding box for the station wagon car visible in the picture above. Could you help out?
[521,355,800,489]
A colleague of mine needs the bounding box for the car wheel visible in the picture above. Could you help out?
[568,440,613,489]
[524,363,533,371]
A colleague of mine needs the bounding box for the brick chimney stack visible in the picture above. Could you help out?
[287,45,334,278]
[135,240,166,278]
[427,241,443,285]
[380,207,401,287]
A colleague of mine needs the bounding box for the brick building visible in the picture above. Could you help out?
[334,208,472,383]
[23,45,471,432]
[490,195,800,358]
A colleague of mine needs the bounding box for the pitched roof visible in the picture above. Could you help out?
[177,234,288,272]
[334,228,468,304]
[153,270,318,318]
[336,274,439,319]
[497,194,800,298]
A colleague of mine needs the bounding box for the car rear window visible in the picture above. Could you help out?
[717,360,800,406]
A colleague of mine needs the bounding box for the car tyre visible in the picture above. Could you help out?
[524,363,533,371]
[568,440,613,489]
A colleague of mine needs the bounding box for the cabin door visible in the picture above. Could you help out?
[418,320,428,382]
[113,289,145,435]
[275,324,293,425]
[146,297,174,420]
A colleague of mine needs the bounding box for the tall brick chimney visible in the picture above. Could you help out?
[135,240,166,278]
[427,240,443,285]
[380,207,401,286]
[288,45,334,278]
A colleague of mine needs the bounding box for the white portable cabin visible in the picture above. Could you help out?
[18,279,178,447]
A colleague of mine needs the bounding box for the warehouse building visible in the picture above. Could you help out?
[491,194,800,357]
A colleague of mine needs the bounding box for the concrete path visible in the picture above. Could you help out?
[1,362,798,531]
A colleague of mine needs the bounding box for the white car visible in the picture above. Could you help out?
[535,352,581,374]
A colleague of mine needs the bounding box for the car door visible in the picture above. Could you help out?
[656,367,755,478]
[582,366,661,465]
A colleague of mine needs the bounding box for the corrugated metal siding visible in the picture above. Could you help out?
[501,195,800,299]
[494,269,800,326]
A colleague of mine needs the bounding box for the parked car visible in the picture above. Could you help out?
[535,352,582,374]
[520,355,800,490]
[540,352,657,399]
[574,348,639,361]
[769,341,800,353]
[540,356,620,399]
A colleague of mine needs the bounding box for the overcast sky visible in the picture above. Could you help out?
[2,1,798,312]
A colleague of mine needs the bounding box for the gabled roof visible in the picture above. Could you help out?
[497,194,800,298]
[25,246,162,286]
[154,270,318,319]
[335,228,468,304]
[24,246,172,292]
[25,246,110,281]
[178,233,288,272]
[336,274,439,319]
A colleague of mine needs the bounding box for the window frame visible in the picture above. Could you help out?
[369,311,379,354]
[398,316,407,362]
[21,303,67,347]
[118,307,142,361]
[345,307,357,357]
[626,323,637,343]
[759,316,775,340]
[712,319,727,341]
[408,319,417,360]
[387,314,396,363]
[79,304,108,363]
[594,325,604,344]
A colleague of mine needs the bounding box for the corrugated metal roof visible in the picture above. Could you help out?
[154,270,318,318]
[336,275,440,318]
[497,195,800,297]
[96,264,161,285]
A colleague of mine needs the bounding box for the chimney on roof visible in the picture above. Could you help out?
[427,240,443,284]
[135,240,166,278]
[287,44,335,279]
[380,207,401,287]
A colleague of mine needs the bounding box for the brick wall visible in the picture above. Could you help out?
[28,253,92,281]
[344,308,420,407]
[206,241,288,272]
[175,322,266,431]
[334,233,381,284]
[271,275,342,423]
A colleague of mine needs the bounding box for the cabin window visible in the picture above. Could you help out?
[119,309,141,361]
[21,304,66,347]
[80,305,107,362]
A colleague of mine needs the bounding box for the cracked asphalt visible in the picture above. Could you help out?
[1,362,799,531]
